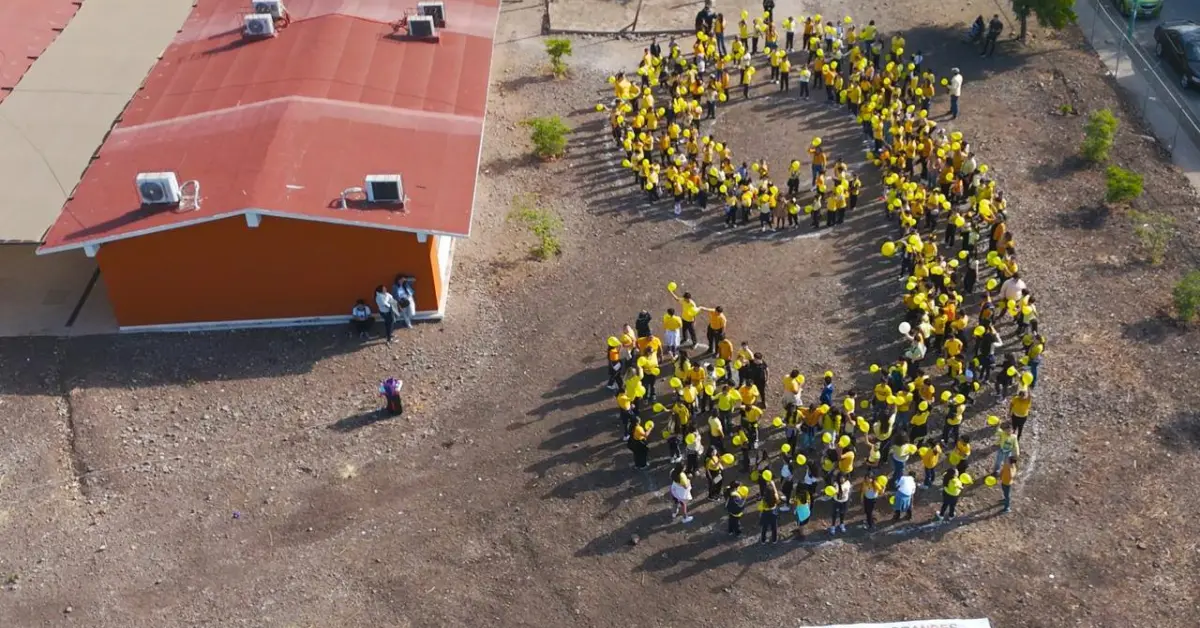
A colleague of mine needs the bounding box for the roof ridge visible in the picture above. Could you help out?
[112,95,484,136]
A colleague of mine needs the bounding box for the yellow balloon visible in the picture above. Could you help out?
[721,453,736,465]
[822,433,833,444]
[772,417,784,428]
[762,470,773,482]
[985,475,998,486]
[857,418,870,433]
[1021,372,1034,386]
[838,435,851,448]
[661,429,671,439]
[643,420,654,431]
[1007,366,1018,377]
[750,471,760,482]
[652,402,665,413]
[737,485,750,498]
[824,486,837,497]
[881,241,897,257]
[781,443,792,454]
[795,454,807,466]
[607,336,619,347]
[669,377,682,388]
[667,281,677,292]
[987,415,1000,426]
[959,473,974,485]
[685,433,697,444]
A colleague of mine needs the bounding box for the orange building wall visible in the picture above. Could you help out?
[96,216,442,327]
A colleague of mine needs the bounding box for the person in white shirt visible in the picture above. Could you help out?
[392,275,417,329]
[350,299,373,338]
[892,472,916,520]
[948,68,963,120]
[375,285,399,342]
[999,273,1026,301]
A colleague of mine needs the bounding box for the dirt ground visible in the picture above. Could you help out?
[3,1,1200,627]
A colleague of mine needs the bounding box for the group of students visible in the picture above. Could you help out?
[600,6,964,232]
[599,9,1046,543]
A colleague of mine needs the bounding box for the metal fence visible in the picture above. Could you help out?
[1079,0,1200,155]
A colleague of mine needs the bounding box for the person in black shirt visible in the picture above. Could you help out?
[725,482,746,535]
[759,478,780,543]
[694,0,716,34]
[982,14,1003,57]
[635,309,652,338]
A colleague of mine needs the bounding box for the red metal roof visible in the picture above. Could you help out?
[40,0,498,253]
[0,0,82,103]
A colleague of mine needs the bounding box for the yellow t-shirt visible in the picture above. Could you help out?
[662,314,683,331]
[1011,395,1032,418]
[679,298,700,322]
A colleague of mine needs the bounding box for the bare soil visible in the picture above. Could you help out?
[2,1,1199,627]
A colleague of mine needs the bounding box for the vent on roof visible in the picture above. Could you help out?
[244,13,276,38]
[136,172,182,206]
[365,175,406,204]
[417,1,446,27]
[251,0,285,18]
[406,15,438,40]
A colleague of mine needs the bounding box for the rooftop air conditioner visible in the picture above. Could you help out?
[417,1,446,27]
[136,172,182,206]
[365,175,405,204]
[407,15,437,39]
[251,0,285,18]
[244,13,276,38]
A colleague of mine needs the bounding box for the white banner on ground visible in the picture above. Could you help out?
[801,620,991,628]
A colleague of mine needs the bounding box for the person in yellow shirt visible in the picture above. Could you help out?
[669,288,700,346]
[920,443,942,487]
[1000,454,1017,513]
[936,469,962,520]
[941,402,964,445]
[779,55,791,92]
[947,435,971,472]
[737,380,760,408]
[716,383,742,433]
[1010,389,1032,438]
[700,305,727,354]
[661,307,683,357]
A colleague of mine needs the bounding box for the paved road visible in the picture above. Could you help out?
[1078,0,1200,189]
[1119,0,1200,117]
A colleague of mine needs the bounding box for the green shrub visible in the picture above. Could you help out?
[1081,108,1118,162]
[545,38,573,78]
[1105,165,1143,204]
[523,116,569,159]
[1128,209,1174,266]
[1174,270,1200,322]
[510,194,562,260]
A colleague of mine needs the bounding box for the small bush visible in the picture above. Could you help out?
[1058,103,1076,115]
[1081,108,1118,163]
[1174,270,1200,322]
[523,116,570,159]
[545,38,573,78]
[510,194,562,260]
[1105,165,1144,204]
[1128,209,1174,266]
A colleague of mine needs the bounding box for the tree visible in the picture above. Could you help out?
[545,38,573,78]
[523,116,570,159]
[1012,0,1077,41]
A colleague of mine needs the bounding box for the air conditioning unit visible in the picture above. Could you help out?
[417,1,446,27]
[136,172,182,206]
[407,15,437,39]
[243,13,276,38]
[251,0,285,18]
[365,175,405,203]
